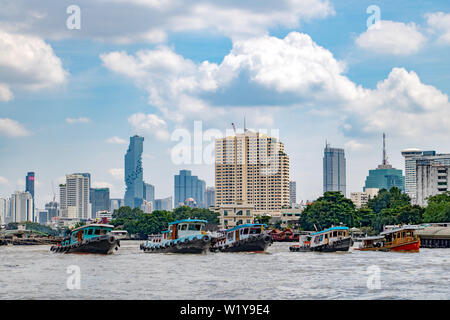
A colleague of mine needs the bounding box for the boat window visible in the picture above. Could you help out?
[250,228,261,234]
[227,232,233,240]
[333,231,337,237]
[88,229,93,235]
[181,224,187,230]
[243,228,249,235]
[94,229,100,235]
[100,229,107,235]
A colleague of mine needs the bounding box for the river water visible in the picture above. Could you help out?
[0,241,449,299]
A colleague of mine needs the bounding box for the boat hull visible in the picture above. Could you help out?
[213,234,273,253]
[141,236,212,254]
[356,239,420,252]
[290,237,352,252]
[50,236,120,254]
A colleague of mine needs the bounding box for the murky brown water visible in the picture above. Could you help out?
[0,241,449,299]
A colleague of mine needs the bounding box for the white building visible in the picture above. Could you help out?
[0,197,10,225]
[96,210,113,222]
[60,174,91,220]
[142,199,153,213]
[416,163,449,206]
[350,188,379,208]
[10,191,33,223]
[213,203,255,229]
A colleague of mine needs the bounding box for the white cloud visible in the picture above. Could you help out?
[108,168,124,180]
[107,136,128,145]
[0,83,13,101]
[355,20,426,55]
[0,118,30,137]
[102,32,450,140]
[92,181,114,190]
[66,117,91,124]
[0,176,8,185]
[128,113,170,140]
[344,140,371,151]
[425,12,450,45]
[1,0,333,43]
[0,30,67,99]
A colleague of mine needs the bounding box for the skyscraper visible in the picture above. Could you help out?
[26,172,35,221]
[215,130,290,214]
[90,188,110,219]
[416,162,449,206]
[289,181,297,207]
[204,187,215,208]
[323,143,346,196]
[154,197,173,211]
[60,174,91,220]
[364,133,405,192]
[10,191,33,222]
[110,198,124,212]
[174,170,206,208]
[124,135,144,209]
[401,149,450,203]
[45,201,59,221]
[143,182,155,203]
[0,197,10,225]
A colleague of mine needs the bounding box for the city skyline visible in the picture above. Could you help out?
[1,1,450,209]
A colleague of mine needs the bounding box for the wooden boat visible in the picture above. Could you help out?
[269,228,300,242]
[289,226,352,252]
[211,223,273,253]
[50,223,120,254]
[355,226,420,252]
[140,219,212,254]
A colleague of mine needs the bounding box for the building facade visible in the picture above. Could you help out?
[416,162,449,206]
[10,191,33,222]
[143,182,155,203]
[60,173,91,220]
[0,197,10,225]
[124,135,144,209]
[174,170,206,208]
[45,201,59,221]
[154,197,173,211]
[213,203,255,229]
[402,149,450,203]
[204,186,215,208]
[90,188,110,219]
[289,181,296,207]
[323,143,346,196]
[350,189,379,208]
[215,131,290,215]
[26,172,35,217]
[110,198,124,212]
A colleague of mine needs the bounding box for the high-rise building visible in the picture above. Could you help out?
[10,191,33,222]
[401,149,450,203]
[60,173,91,220]
[26,172,35,221]
[90,188,110,219]
[45,201,59,221]
[215,130,290,214]
[364,134,405,192]
[350,189,379,209]
[110,198,124,212]
[174,170,206,208]
[416,162,450,206]
[124,135,144,209]
[204,187,215,208]
[154,197,173,211]
[289,181,297,207]
[143,182,155,203]
[38,211,48,225]
[142,200,153,213]
[0,197,10,225]
[323,143,346,196]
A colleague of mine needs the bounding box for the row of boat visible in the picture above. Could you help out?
[49,219,421,255]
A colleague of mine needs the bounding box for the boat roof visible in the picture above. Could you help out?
[380,226,418,235]
[168,219,208,225]
[226,223,267,232]
[311,226,348,236]
[356,235,385,241]
[71,223,114,233]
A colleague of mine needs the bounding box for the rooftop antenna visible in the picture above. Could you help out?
[244,116,247,132]
[382,133,388,165]
[231,123,236,135]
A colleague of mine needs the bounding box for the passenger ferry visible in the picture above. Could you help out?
[140,219,212,254]
[355,226,420,252]
[50,223,120,254]
[211,223,273,253]
[289,226,352,252]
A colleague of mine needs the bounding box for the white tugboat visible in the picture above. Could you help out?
[211,223,273,253]
[289,226,352,252]
[140,219,213,254]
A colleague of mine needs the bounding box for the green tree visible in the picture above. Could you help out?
[299,191,356,230]
[423,192,450,223]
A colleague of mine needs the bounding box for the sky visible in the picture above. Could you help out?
[0,0,450,209]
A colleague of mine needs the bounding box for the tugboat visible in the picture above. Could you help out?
[355,226,420,252]
[50,223,120,254]
[289,226,352,252]
[211,223,273,253]
[140,219,212,254]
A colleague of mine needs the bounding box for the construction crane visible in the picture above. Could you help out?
[231,122,236,135]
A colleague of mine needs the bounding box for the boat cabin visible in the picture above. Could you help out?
[223,224,266,244]
[310,226,349,248]
[379,226,419,247]
[61,224,114,246]
[357,235,385,249]
[166,219,208,240]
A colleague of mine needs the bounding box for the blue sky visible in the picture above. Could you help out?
[1,0,450,208]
